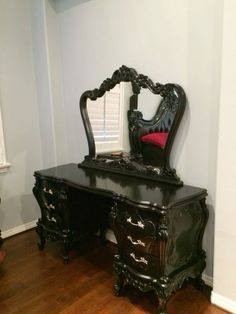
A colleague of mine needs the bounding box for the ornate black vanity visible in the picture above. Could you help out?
[33,66,208,314]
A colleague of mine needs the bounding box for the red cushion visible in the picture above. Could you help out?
[140,132,169,148]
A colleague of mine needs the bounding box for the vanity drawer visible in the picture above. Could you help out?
[121,245,160,277]
[115,205,158,237]
[38,180,66,229]
[41,180,59,203]
[118,225,160,256]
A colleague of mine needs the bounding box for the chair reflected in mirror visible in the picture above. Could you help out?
[79,65,186,185]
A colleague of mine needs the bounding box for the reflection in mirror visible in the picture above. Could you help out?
[79,65,186,186]
[136,90,170,151]
[87,82,132,155]
[138,89,163,120]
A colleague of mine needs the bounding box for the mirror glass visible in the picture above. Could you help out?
[136,90,170,151]
[87,82,132,155]
[137,89,163,120]
[87,83,169,156]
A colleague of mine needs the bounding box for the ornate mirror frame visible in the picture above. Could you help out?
[79,65,186,186]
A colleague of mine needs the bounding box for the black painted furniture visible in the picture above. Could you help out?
[33,163,208,313]
[33,66,208,313]
[79,66,186,186]
[33,165,113,263]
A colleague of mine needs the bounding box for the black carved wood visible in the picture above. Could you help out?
[32,163,208,313]
[33,168,113,263]
[109,195,208,314]
[79,65,186,186]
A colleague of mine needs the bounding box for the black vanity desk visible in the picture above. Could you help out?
[33,65,208,314]
[33,163,208,314]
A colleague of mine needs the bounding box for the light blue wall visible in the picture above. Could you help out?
[0,0,43,232]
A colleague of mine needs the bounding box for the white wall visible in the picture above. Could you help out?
[56,0,223,279]
[212,0,236,312]
[0,0,43,232]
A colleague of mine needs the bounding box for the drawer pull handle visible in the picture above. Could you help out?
[130,252,148,265]
[43,187,53,195]
[127,236,145,247]
[45,203,55,210]
[126,217,144,229]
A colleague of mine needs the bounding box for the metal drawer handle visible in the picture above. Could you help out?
[126,217,144,229]
[43,187,53,195]
[45,203,55,210]
[130,252,148,265]
[127,236,145,247]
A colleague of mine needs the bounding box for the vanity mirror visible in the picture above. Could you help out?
[79,65,186,185]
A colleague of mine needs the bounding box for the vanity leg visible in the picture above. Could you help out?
[99,226,107,245]
[193,275,205,291]
[62,238,69,264]
[157,297,168,314]
[114,273,124,296]
[36,225,45,250]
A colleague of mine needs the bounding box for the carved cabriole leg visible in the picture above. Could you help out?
[157,297,168,314]
[113,255,124,296]
[62,238,69,264]
[99,226,107,245]
[35,223,45,250]
[59,186,71,264]
[114,272,124,296]
[193,275,206,292]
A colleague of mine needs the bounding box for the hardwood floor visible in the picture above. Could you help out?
[0,229,231,314]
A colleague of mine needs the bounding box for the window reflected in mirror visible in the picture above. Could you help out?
[87,82,132,155]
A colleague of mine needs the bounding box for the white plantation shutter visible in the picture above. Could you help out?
[87,84,124,153]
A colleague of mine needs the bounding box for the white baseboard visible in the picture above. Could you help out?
[1,220,37,239]
[202,273,213,287]
[211,291,236,313]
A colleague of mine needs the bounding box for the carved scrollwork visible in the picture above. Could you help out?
[110,201,118,220]
[128,110,143,133]
[81,156,182,185]
[113,255,173,301]
[113,252,207,313]
[79,65,186,186]
[83,65,168,101]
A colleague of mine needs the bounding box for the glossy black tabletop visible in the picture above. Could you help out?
[34,163,207,209]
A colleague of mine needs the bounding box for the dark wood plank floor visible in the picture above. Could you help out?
[0,229,231,314]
